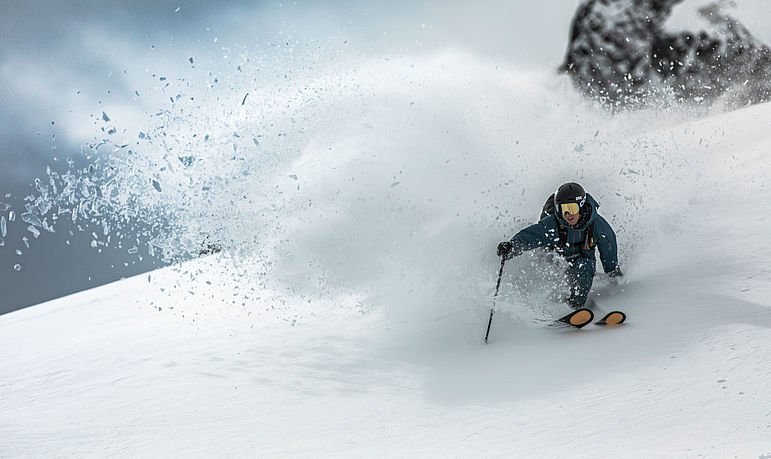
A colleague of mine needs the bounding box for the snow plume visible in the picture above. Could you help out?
[18,47,720,330]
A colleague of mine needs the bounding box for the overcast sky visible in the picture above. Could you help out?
[0,0,580,191]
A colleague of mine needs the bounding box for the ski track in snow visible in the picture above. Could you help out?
[3,57,771,456]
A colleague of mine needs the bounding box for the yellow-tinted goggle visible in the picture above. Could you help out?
[560,203,581,216]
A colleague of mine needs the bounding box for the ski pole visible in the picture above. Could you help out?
[484,257,506,344]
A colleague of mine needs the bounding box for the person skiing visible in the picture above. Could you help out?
[496,182,623,310]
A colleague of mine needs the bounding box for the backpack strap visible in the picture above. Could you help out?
[555,215,596,252]
[582,223,596,250]
[540,193,556,220]
[558,223,568,247]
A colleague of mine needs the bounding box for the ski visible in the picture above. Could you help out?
[550,308,627,329]
[595,310,626,325]
[554,308,594,329]
[584,298,627,326]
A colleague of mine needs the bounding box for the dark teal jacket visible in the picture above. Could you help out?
[509,194,619,274]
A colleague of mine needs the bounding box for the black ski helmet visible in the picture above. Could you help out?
[553,182,587,212]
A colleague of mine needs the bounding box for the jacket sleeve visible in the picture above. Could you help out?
[594,215,620,273]
[510,217,559,253]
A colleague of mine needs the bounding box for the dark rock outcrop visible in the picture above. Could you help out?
[562,0,771,109]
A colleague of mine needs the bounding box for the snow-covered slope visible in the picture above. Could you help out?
[3,74,771,457]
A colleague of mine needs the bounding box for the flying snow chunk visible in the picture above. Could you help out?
[27,225,41,238]
[21,212,42,227]
[178,156,195,167]
[152,180,162,192]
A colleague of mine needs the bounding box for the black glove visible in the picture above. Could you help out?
[497,241,521,260]
[607,267,624,278]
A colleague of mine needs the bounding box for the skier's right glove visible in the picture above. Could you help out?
[497,241,522,260]
[607,267,624,278]
[607,267,624,286]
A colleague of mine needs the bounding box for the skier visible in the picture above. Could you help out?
[496,182,623,310]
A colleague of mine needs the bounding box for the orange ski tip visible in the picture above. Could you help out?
[595,311,626,326]
[603,311,626,325]
[568,309,593,327]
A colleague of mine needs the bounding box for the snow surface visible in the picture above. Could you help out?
[4,58,771,457]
